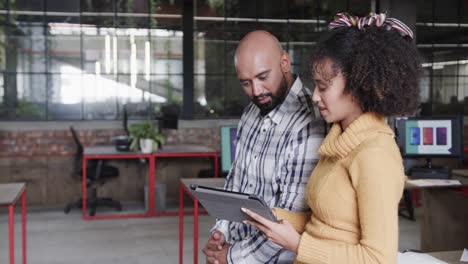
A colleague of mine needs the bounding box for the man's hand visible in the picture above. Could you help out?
[205,243,229,264]
[203,231,230,264]
[203,230,226,252]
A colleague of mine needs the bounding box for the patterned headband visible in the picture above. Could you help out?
[328,12,414,40]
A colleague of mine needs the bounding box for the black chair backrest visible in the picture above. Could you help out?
[70,126,83,155]
[123,104,129,136]
[70,126,84,177]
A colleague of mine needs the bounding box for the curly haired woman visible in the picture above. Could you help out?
[242,13,421,264]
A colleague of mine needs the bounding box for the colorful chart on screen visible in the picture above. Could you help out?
[405,120,452,155]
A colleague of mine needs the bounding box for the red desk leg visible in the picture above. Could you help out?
[179,183,184,264]
[8,204,14,264]
[194,198,199,264]
[149,157,156,215]
[22,191,27,264]
[82,157,88,219]
[214,155,219,178]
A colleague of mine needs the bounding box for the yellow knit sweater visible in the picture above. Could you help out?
[275,112,405,264]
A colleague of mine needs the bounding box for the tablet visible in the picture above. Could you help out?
[190,184,277,223]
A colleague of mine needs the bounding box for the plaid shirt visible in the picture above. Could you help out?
[212,76,323,264]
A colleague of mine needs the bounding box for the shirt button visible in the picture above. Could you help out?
[262,129,266,132]
[249,184,253,187]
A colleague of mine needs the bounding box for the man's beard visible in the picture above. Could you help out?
[253,76,289,116]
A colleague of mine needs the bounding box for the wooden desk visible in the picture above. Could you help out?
[452,169,468,178]
[0,183,27,264]
[419,171,468,252]
[82,145,218,220]
[429,250,464,264]
[179,178,225,264]
[451,170,468,196]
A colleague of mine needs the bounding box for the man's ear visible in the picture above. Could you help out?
[280,51,291,73]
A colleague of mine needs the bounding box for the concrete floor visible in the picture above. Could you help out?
[0,207,421,264]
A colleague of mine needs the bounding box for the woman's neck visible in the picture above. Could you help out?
[339,110,364,131]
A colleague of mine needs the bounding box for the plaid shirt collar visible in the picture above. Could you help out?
[264,75,304,125]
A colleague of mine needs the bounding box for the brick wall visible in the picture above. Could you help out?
[0,122,466,208]
[0,129,123,157]
[0,127,220,208]
[0,128,221,157]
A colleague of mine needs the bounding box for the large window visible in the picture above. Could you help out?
[0,0,182,120]
[4,0,464,120]
[192,0,371,118]
[416,0,468,115]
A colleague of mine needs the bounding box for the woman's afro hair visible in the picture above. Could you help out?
[310,25,422,116]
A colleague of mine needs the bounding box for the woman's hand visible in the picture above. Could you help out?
[242,208,301,253]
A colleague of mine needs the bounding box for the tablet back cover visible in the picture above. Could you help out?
[190,185,277,223]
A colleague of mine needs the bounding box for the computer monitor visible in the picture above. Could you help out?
[395,116,464,166]
[220,125,238,173]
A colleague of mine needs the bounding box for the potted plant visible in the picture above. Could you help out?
[129,121,165,153]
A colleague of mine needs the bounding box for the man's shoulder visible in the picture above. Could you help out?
[287,78,317,119]
[284,101,320,133]
[292,76,313,97]
[279,79,323,137]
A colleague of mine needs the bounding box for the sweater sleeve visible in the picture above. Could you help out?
[295,146,405,264]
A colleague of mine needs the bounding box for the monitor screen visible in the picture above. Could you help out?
[395,116,463,159]
[220,126,238,173]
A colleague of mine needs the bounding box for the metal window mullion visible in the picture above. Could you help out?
[44,0,49,120]
[286,0,290,53]
[223,0,228,116]
[147,0,152,114]
[429,0,435,109]
[114,0,120,119]
[80,0,84,120]
[456,0,461,114]
[182,0,194,119]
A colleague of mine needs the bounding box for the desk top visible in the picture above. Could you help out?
[84,145,217,156]
[405,172,468,189]
[84,146,143,156]
[429,250,464,264]
[0,183,26,205]
[156,145,216,154]
[452,174,468,186]
[180,178,226,189]
[452,169,468,178]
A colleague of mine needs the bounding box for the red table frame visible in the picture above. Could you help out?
[178,178,225,264]
[82,148,218,220]
[154,152,218,217]
[179,182,202,264]
[0,184,27,264]
[82,152,154,220]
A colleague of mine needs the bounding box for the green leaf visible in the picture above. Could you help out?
[129,121,166,151]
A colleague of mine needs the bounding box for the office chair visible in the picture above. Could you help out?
[64,126,122,216]
[398,158,421,221]
[399,189,415,220]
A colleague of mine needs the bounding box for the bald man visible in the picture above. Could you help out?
[202,30,322,264]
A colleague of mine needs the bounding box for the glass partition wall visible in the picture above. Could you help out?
[0,0,183,120]
[1,0,466,120]
[416,0,468,116]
